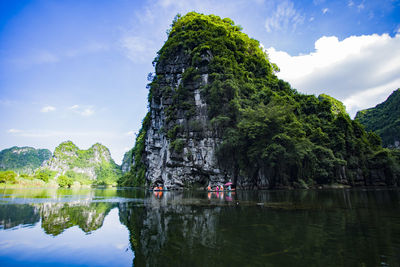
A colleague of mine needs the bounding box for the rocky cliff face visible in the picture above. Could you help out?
[144,52,226,189]
[131,12,399,189]
[121,149,134,174]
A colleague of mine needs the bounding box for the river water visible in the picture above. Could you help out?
[0,187,399,266]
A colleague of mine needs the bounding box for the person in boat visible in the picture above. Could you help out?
[207,185,211,191]
[220,185,223,191]
[216,186,219,191]
[227,185,231,191]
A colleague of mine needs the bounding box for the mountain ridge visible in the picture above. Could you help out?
[355,89,400,148]
[0,146,52,174]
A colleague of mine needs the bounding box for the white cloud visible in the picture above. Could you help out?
[5,129,117,138]
[68,105,95,116]
[267,33,400,117]
[11,50,59,68]
[0,99,17,106]
[81,108,94,116]
[41,106,56,113]
[69,105,79,110]
[7,129,22,134]
[347,0,365,11]
[313,0,325,5]
[322,8,329,14]
[33,51,59,64]
[125,131,135,136]
[66,42,109,58]
[265,1,304,33]
[120,36,156,63]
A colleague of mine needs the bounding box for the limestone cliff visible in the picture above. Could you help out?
[128,12,400,189]
[121,149,134,174]
[42,141,121,184]
[144,51,225,189]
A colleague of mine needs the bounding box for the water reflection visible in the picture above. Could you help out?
[0,188,399,267]
[119,189,400,267]
[0,188,120,234]
[38,202,116,235]
[0,188,133,266]
[0,204,39,229]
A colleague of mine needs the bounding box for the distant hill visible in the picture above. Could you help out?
[41,141,121,185]
[355,89,400,148]
[0,146,52,174]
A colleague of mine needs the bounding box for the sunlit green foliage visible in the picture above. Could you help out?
[34,169,57,183]
[57,175,73,188]
[0,170,17,183]
[318,94,347,116]
[95,162,121,186]
[64,170,92,186]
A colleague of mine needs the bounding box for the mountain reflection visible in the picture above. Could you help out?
[1,188,399,267]
[118,191,239,266]
[118,189,400,267]
[0,204,40,229]
[38,202,116,235]
[0,202,116,235]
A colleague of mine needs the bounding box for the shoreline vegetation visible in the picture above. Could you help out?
[0,170,116,189]
[0,169,378,190]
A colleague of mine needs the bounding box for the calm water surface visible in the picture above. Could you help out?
[0,187,399,266]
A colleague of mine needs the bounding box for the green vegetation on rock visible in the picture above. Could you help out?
[127,12,400,188]
[0,146,52,174]
[355,89,400,148]
[118,114,150,187]
[43,141,122,187]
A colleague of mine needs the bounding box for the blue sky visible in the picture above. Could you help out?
[1,0,399,163]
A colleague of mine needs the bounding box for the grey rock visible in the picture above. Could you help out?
[144,52,226,189]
